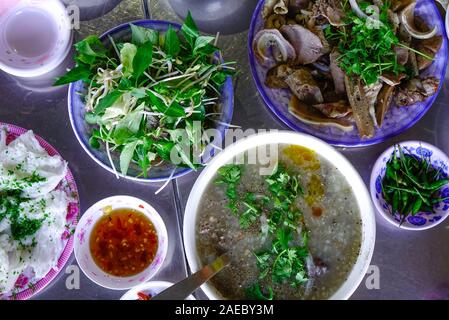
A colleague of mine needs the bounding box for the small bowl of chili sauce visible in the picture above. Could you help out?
[74,196,168,289]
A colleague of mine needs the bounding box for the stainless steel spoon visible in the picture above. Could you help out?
[151,253,231,300]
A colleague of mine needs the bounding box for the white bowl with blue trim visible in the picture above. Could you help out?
[370,141,449,230]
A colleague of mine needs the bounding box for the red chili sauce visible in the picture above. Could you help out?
[90,208,158,277]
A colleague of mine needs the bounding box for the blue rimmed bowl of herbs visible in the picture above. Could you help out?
[56,14,234,182]
[370,141,449,230]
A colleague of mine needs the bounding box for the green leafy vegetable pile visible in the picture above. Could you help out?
[55,13,235,177]
[215,163,309,300]
[381,145,449,224]
[0,190,46,243]
[324,1,428,85]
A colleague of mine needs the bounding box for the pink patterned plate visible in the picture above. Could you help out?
[0,122,80,300]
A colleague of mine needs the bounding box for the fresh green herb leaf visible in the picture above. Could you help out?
[181,11,199,48]
[120,43,138,77]
[11,216,44,241]
[85,112,101,124]
[53,64,91,86]
[94,90,123,115]
[147,91,186,117]
[193,36,216,55]
[245,283,273,300]
[133,41,153,78]
[120,140,140,175]
[116,103,144,134]
[154,140,175,161]
[89,136,101,149]
[130,87,147,99]
[74,35,107,65]
[130,24,159,46]
[164,25,181,57]
[324,2,408,85]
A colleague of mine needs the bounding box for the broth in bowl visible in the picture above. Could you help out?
[196,144,362,299]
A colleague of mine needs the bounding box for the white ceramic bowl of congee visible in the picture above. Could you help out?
[183,131,376,300]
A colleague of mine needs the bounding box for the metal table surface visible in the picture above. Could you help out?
[1,0,449,300]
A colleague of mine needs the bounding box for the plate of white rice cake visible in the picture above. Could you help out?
[0,123,79,299]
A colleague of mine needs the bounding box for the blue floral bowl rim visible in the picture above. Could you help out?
[68,19,234,183]
[369,140,449,230]
[247,0,449,148]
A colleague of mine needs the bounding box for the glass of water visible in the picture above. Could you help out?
[0,0,73,78]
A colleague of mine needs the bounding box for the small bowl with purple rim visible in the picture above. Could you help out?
[370,141,449,230]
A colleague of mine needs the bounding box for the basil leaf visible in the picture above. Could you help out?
[136,137,154,177]
[147,91,185,117]
[89,136,101,149]
[174,144,196,170]
[53,64,91,86]
[164,25,180,57]
[190,104,205,121]
[133,41,153,78]
[193,36,215,55]
[120,140,139,175]
[95,90,123,115]
[211,71,228,87]
[130,88,147,99]
[120,43,137,77]
[74,35,107,65]
[112,126,134,145]
[130,24,159,46]
[181,11,199,48]
[116,104,144,134]
[118,78,132,90]
[154,140,175,161]
[85,112,101,124]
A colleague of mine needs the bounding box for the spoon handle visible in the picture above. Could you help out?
[151,253,231,300]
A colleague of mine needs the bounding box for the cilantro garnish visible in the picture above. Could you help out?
[324,1,421,85]
[215,163,310,299]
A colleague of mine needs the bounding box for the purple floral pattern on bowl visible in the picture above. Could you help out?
[370,141,449,230]
[248,0,448,147]
[74,196,168,290]
[0,122,80,300]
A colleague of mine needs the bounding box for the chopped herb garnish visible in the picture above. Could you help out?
[324,1,423,85]
[215,163,310,299]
